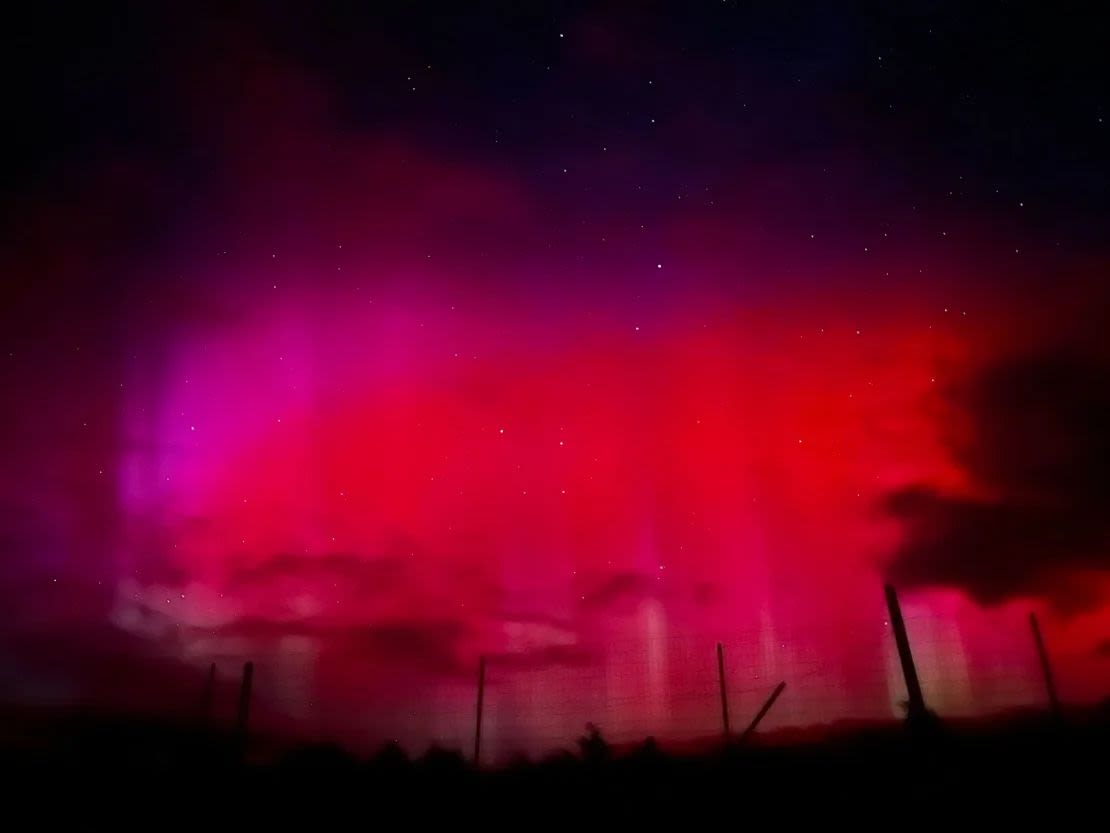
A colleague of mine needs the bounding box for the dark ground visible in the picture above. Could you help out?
[2,704,1107,829]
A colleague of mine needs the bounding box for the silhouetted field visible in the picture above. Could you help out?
[1,702,1107,829]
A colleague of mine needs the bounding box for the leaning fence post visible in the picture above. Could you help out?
[740,681,786,741]
[884,584,927,723]
[473,655,486,767]
[716,642,731,739]
[1029,612,1061,717]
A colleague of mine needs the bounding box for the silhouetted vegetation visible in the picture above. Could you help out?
[1,705,1107,828]
[575,721,610,764]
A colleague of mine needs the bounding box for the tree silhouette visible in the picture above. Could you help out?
[576,722,610,764]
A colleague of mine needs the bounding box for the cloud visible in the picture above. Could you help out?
[0,621,208,714]
[483,615,592,671]
[340,620,471,677]
[692,581,724,607]
[193,615,472,679]
[577,572,655,612]
[225,552,406,596]
[486,643,596,671]
[883,351,1110,611]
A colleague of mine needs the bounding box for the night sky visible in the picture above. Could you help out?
[2,2,1109,757]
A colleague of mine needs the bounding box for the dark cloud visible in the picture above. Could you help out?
[340,621,470,677]
[226,552,406,595]
[197,615,472,679]
[578,572,655,612]
[692,581,724,608]
[486,643,596,671]
[0,621,206,715]
[883,352,1110,611]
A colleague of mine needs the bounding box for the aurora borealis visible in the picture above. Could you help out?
[2,3,1109,758]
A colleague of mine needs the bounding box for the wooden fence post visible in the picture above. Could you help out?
[716,642,731,739]
[884,584,927,723]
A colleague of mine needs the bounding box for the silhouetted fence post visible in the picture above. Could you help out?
[236,661,254,745]
[200,662,216,726]
[884,584,927,723]
[740,682,786,741]
[1029,612,1061,717]
[473,655,486,766]
[716,642,731,739]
